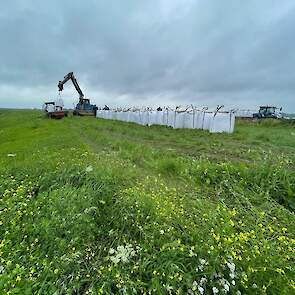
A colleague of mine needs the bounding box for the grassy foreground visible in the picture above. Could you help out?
[0,109,294,295]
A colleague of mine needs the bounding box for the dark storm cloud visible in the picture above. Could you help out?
[0,0,294,111]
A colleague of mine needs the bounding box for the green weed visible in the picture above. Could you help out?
[0,110,294,294]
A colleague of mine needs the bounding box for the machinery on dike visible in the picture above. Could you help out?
[58,72,98,116]
[253,106,282,119]
[43,101,66,119]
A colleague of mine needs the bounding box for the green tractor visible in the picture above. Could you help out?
[253,106,282,119]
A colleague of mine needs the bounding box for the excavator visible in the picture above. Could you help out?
[58,72,98,116]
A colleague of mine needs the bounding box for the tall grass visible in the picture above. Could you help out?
[0,110,294,294]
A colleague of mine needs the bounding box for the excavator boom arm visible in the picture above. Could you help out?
[58,72,84,100]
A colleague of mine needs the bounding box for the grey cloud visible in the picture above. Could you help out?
[0,0,294,111]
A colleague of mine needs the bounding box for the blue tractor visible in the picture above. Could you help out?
[58,72,98,116]
[253,106,282,119]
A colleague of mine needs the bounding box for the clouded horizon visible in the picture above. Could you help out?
[0,0,294,112]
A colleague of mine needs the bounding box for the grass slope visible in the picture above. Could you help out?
[0,110,294,294]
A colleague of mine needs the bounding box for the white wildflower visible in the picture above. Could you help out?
[0,265,4,274]
[85,165,93,172]
[192,281,198,287]
[164,284,173,292]
[110,256,120,264]
[229,272,236,279]
[198,286,204,295]
[160,230,164,235]
[212,287,219,294]
[108,244,137,264]
[224,284,230,292]
[252,283,257,289]
[200,277,207,285]
[84,207,97,214]
[227,262,235,273]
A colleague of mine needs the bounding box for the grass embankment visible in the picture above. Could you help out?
[0,110,294,294]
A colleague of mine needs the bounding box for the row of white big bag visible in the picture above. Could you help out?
[96,110,235,133]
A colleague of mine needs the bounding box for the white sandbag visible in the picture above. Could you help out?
[183,112,194,129]
[96,110,101,118]
[107,111,113,120]
[46,104,55,113]
[106,110,112,120]
[156,111,163,125]
[134,111,142,124]
[194,111,204,129]
[128,111,138,123]
[229,112,235,133]
[140,111,150,126]
[174,112,185,128]
[202,112,213,130]
[149,111,158,126]
[163,110,169,126]
[121,112,129,122]
[117,112,125,121]
[209,112,235,133]
[167,111,176,128]
[149,111,164,125]
[112,111,118,120]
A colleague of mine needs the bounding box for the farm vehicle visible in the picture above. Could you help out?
[253,106,282,119]
[43,101,67,119]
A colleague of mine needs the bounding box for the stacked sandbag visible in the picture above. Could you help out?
[97,107,235,133]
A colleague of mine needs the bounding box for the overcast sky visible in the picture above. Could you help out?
[0,0,294,111]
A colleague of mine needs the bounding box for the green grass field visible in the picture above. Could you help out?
[0,110,294,294]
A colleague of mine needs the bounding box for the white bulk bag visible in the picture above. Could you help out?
[125,111,131,122]
[202,112,213,130]
[140,111,150,126]
[229,112,235,133]
[163,110,169,126]
[149,111,164,125]
[209,112,235,133]
[174,112,185,128]
[194,111,204,129]
[128,111,137,123]
[209,113,230,133]
[167,111,176,128]
[107,111,112,120]
[117,112,125,121]
[134,111,142,124]
[149,111,158,126]
[183,112,194,129]
[105,110,112,120]
[156,111,164,125]
[112,111,118,120]
[121,112,129,122]
[96,110,101,118]
[47,104,55,113]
